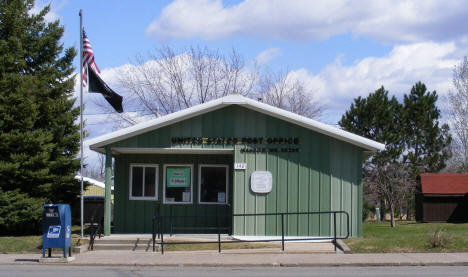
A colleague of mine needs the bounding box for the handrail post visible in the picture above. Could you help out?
[346,212,350,239]
[89,216,95,251]
[161,216,164,254]
[152,217,155,252]
[170,219,173,237]
[169,205,173,237]
[217,215,221,253]
[156,204,161,239]
[333,212,337,252]
[281,213,285,251]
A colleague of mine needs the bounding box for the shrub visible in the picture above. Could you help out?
[428,229,448,248]
[0,189,45,235]
[363,202,376,221]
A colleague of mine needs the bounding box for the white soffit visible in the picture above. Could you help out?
[112,148,234,155]
[88,94,385,152]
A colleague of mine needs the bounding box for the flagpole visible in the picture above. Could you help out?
[79,9,84,238]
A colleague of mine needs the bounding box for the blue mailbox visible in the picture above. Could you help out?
[42,204,72,258]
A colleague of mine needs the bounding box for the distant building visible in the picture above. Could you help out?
[75,175,114,223]
[416,173,468,222]
[75,175,114,200]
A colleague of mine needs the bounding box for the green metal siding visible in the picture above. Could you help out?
[111,105,364,237]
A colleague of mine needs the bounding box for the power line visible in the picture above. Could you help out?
[84,112,155,126]
[83,109,149,116]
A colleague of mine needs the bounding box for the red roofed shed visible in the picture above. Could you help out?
[416,173,468,222]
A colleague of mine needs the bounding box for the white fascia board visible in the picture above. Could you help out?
[88,94,385,153]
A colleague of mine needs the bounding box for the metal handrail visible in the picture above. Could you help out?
[152,211,350,254]
[88,216,103,251]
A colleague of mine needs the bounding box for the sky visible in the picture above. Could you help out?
[37,0,468,169]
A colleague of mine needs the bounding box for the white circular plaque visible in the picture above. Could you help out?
[250,171,272,193]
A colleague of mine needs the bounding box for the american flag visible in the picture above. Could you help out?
[82,29,100,87]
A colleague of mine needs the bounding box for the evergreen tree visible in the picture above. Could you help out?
[340,83,452,225]
[402,82,452,177]
[339,86,403,165]
[339,87,403,222]
[0,0,80,233]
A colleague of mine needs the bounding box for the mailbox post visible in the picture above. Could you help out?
[42,204,72,258]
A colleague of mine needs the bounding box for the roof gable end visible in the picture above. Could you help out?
[88,94,385,152]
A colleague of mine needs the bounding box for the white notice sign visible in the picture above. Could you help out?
[250,171,272,193]
[217,192,226,203]
[182,191,191,202]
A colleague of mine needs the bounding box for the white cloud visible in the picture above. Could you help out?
[147,0,468,43]
[287,42,458,123]
[255,48,281,65]
[30,0,65,23]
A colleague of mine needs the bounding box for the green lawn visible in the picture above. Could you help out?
[345,221,468,253]
[0,236,43,253]
[0,226,84,254]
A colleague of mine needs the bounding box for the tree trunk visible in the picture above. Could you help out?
[380,199,385,221]
[390,204,396,228]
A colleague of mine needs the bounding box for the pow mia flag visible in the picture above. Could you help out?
[87,67,123,113]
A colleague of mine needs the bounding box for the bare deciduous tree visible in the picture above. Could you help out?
[447,56,468,172]
[259,69,324,118]
[82,153,105,181]
[107,46,258,126]
[92,46,324,128]
[365,163,416,227]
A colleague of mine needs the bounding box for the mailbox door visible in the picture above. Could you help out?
[43,205,63,248]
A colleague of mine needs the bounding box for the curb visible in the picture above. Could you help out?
[5,261,468,267]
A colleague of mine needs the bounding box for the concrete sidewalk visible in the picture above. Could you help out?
[2,251,468,267]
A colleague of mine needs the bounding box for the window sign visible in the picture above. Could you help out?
[217,192,226,203]
[182,191,191,202]
[164,165,193,204]
[166,167,191,188]
[250,171,273,193]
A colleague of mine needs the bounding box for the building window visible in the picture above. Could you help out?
[199,164,228,204]
[129,164,158,200]
[164,164,193,204]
